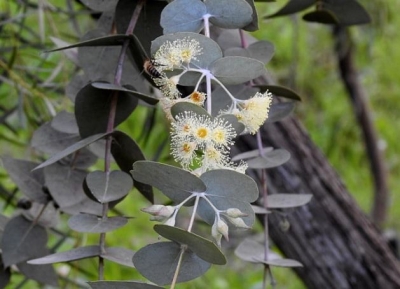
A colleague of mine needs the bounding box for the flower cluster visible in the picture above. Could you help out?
[170,111,244,173]
[219,91,273,135]
[154,37,203,71]
[231,91,273,134]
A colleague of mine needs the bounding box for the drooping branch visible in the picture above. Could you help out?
[332,26,389,229]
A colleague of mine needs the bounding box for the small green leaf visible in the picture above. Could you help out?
[133,242,211,286]
[154,225,226,265]
[210,56,265,85]
[131,161,206,203]
[85,170,133,203]
[68,214,128,233]
[267,194,312,209]
[161,0,206,34]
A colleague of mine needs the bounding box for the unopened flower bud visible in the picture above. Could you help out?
[212,219,223,247]
[226,208,248,218]
[226,216,250,229]
[142,205,175,221]
[279,218,290,232]
[214,218,229,241]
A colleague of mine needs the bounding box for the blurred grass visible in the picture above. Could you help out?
[1,0,399,288]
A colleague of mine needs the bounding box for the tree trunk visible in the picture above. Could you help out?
[236,117,400,289]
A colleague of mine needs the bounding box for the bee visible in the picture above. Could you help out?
[143,59,163,79]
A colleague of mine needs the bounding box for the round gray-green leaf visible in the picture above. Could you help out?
[266,102,296,123]
[171,102,210,120]
[261,258,303,268]
[206,0,253,29]
[131,161,206,203]
[247,149,291,169]
[161,0,206,34]
[2,216,48,268]
[234,238,300,266]
[267,194,312,209]
[151,32,222,69]
[85,170,133,203]
[133,242,211,285]
[231,147,273,161]
[248,40,275,64]
[201,169,258,202]
[68,214,128,233]
[210,56,265,85]
[101,247,135,268]
[154,225,226,265]
[51,111,79,134]
[234,238,264,263]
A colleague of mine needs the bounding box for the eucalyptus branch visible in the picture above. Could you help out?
[98,0,147,280]
[257,131,276,289]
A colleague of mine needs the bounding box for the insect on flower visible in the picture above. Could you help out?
[143,59,163,79]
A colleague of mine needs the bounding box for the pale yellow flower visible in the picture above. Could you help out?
[171,141,197,170]
[154,37,203,71]
[236,91,273,134]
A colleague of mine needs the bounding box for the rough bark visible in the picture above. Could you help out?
[236,117,400,289]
